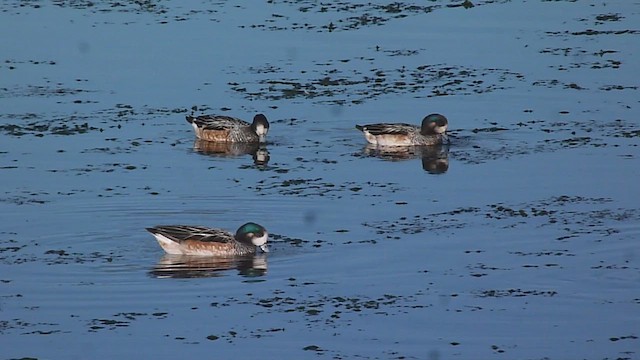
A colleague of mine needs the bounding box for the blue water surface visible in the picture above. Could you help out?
[1,1,639,359]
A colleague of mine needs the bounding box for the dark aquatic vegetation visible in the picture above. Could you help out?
[228,61,525,105]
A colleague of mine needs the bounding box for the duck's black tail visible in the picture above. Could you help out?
[185,115,195,124]
[355,124,365,131]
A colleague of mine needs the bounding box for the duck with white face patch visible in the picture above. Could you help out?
[146,222,269,256]
[355,113,448,146]
[186,113,270,143]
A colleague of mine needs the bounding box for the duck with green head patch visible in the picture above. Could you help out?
[355,113,448,146]
[146,222,268,256]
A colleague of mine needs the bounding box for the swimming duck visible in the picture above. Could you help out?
[186,114,269,143]
[355,113,448,146]
[146,222,268,256]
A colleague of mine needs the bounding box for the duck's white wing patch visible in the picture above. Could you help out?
[152,233,185,255]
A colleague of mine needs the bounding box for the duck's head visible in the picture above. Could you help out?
[236,222,269,253]
[420,114,448,135]
[251,114,270,143]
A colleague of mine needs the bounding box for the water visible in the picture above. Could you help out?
[1,1,639,359]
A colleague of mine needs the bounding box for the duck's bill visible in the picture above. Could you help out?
[259,244,269,253]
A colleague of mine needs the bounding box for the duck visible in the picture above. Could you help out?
[146,222,269,256]
[355,113,448,146]
[186,114,269,143]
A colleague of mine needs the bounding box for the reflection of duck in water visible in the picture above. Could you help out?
[355,113,448,146]
[186,114,269,143]
[149,254,267,279]
[361,144,450,174]
[146,222,269,256]
[193,139,270,166]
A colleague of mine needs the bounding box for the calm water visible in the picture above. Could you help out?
[1,1,639,359]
